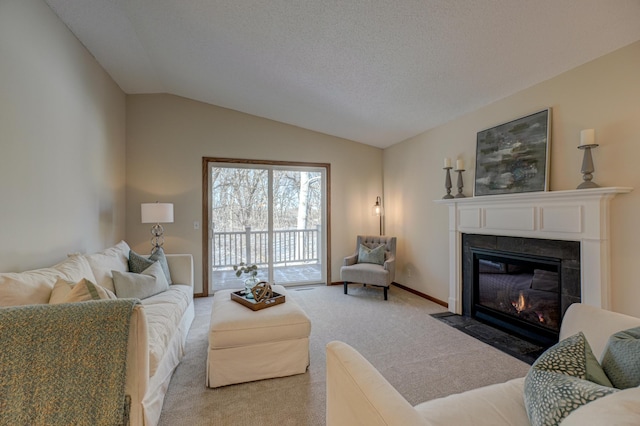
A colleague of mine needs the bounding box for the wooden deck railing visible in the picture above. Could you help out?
[212,226,320,268]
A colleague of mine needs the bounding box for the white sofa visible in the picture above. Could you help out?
[0,241,195,426]
[326,303,640,425]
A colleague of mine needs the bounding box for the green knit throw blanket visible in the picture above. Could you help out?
[0,299,140,426]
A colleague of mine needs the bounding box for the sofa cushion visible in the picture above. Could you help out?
[112,262,169,300]
[128,250,155,273]
[149,247,173,284]
[49,278,117,304]
[357,244,385,265]
[84,241,130,292]
[524,332,617,426]
[415,377,529,426]
[601,326,640,389]
[559,386,640,425]
[141,284,193,376]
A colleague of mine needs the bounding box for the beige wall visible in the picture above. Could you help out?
[384,41,640,316]
[125,94,383,293]
[4,0,638,317]
[0,0,126,272]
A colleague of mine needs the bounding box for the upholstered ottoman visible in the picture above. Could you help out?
[206,285,311,388]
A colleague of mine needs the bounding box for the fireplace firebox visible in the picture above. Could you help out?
[462,234,581,347]
[472,248,561,346]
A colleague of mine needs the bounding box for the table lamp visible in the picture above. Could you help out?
[141,202,174,253]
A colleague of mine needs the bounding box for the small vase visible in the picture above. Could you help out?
[244,277,259,299]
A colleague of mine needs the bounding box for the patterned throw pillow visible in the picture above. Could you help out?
[601,326,640,389]
[524,332,617,426]
[49,278,117,304]
[128,249,155,273]
[357,244,385,265]
[149,247,173,284]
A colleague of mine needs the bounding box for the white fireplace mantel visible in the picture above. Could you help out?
[435,187,632,314]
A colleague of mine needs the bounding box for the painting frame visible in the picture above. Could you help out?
[474,108,551,196]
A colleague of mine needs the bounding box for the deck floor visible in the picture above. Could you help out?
[211,263,323,292]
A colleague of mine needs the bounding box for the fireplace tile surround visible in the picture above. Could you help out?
[435,187,632,316]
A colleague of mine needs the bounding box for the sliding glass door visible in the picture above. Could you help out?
[207,160,326,293]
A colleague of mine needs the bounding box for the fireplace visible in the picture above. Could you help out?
[436,188,631,349]
[470,247,563,345]
[436,187,631,318]
[462,234,580,346]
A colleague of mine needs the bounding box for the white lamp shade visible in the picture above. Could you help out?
[141,203,174,223]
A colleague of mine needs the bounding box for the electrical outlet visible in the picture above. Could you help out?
[407,267,412,278]
[194,221,200,230]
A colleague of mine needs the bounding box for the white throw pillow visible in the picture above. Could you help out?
[54,254,97,283]
[49,277,75,303]
[84,240,130,292]
[112,261,169,299]
[0,267,61,306]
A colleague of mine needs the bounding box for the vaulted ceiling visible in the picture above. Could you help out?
[44,0,640,148]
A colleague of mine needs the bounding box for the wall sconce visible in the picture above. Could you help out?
[372,196,384,236]
[141,202,174,253]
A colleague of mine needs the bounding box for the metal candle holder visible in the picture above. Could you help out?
[577,143,599,189]
[454,169,466,198]
[443,167,453,199]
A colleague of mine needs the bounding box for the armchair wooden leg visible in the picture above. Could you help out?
[344,281,348,295]
[384,287,388,300]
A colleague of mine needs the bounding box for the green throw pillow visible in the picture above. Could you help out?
[128,250,155,273]
[357,244,385,265]
[601,326,640,389]
[149,247,173,284]
[112,261,169,300]
[524,332,617,426]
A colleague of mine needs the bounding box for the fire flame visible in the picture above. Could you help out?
[511,292,547,324]
[512,292,527,313]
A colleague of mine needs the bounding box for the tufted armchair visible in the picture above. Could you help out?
[340,235,396,300]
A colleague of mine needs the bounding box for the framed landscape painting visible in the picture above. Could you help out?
[474,109,551,196]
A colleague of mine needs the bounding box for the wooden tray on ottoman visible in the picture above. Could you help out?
[230,290,286,311]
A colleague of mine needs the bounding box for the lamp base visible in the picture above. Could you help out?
[150,223,165,254]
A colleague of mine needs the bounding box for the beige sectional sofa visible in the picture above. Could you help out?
[0,241,194,426]
[326,303,640,425]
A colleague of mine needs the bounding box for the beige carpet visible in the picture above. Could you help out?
[158,284,530,425]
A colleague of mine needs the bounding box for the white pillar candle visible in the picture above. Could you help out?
[456,159,464,170]
[581,129,595,146]
[444,157,451,168]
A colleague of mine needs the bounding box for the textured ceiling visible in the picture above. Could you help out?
[44,0,640,148]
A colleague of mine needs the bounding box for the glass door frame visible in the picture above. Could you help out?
[201,157,331,296]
